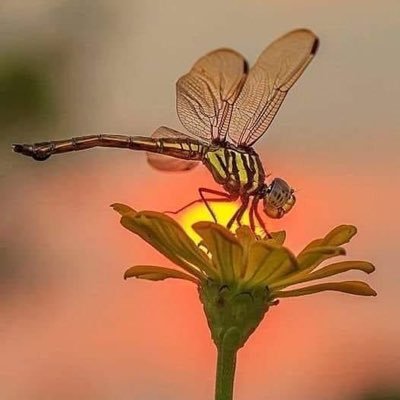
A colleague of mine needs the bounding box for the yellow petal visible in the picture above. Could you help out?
[111,203,137,216]
[193,222,243,282]
[113,205,217,280]
[244,241,273,282]
[236,226,257,246]
[235,226,255,278]
[263,254,299,285]
[300,225,357,253]
[269,260,375,290]
[272,281,377,298]
[324,225,357,246]
[124,265,199,283]
[268,231,286,246]
[297,246,346,271]
[245,242,298,286]
[306,260,374,281]
[300,238,324,253]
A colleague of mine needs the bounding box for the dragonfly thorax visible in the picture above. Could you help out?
[203,145,266,196]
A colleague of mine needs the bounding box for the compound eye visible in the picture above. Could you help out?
[263,203,284,219]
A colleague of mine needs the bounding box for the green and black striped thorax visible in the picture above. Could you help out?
[203,143,266,196]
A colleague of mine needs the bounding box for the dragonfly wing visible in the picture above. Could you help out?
[176,49,247,143]
[147,154,199,171]
[229,29,319,146]
[146,126,200,172]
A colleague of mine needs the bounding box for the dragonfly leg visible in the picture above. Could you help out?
[249,198,257,232]
[253,199,272,239]
[164,197,225,215]
[199,188,234,223]
[227,197,249,229]
[164,188,232,219]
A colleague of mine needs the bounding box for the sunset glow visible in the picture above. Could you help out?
[180,201,253,242]
[3,0,399,398]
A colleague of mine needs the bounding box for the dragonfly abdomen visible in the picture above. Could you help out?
[136,137,208,161]
[13,134,208,161]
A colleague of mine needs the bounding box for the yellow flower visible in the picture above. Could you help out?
[112,203,376,400]
[112,203,376,299]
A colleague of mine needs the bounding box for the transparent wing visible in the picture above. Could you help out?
[146,126,200,172]
[229,29,319,146]
[176,49,247,143]
[147,154,199,171]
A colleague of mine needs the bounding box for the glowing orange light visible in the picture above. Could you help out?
[180,201,255,242]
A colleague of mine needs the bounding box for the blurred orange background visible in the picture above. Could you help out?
[1,1,399,399]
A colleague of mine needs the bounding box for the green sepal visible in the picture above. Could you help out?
[199,280,271,349]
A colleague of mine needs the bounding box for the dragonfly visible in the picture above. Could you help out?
[13,28,319,236]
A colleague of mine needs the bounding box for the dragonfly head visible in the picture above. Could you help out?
[262,178,296,219]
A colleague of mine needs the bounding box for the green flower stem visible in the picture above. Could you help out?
[199,281,271,400]
[215,328,240,400]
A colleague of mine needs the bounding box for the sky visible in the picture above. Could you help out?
[1,1,400,399]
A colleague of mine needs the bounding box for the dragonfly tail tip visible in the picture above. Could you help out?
[12,144,23,153]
